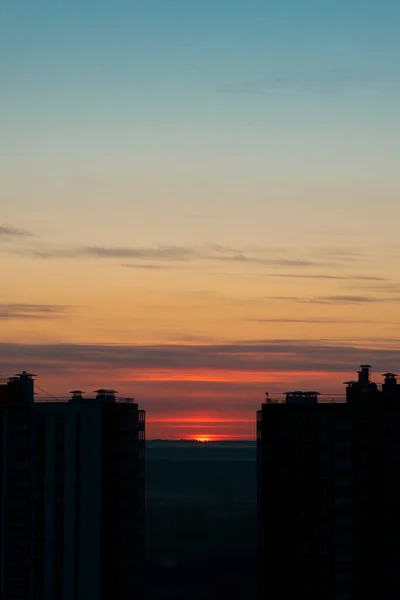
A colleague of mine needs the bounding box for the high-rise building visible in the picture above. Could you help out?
[0,371,145,600]
[257,365,400,600]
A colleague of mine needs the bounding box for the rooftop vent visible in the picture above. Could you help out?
[94,389,118,403]
[358,365,371,385]
[383,372,398,385]
[14,371,37,380]
[7,370,36,403]
[70,390,85,401]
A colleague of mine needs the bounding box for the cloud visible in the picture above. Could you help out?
[351,281,400,293]
[25,244,200,262]
[0,225,32,238]
[121,263,174,270]
[269,295,394,305]
[7,240,388,278]
[264,273,386,282]
[313,247,365,261]
[2,339,399,413]
[0,304,71,320]
[79,244,331,269]
[248,317,383,324]
[1,339,400,375]
[208,254,318,268]
[312,295,384,304]
[83,245,197,260]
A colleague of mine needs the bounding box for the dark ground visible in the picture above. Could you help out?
[145,440,257,600]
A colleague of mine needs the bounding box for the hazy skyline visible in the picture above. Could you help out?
[2,1,400,438]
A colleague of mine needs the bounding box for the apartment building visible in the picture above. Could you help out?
[257,365,400,600]
[0,371,145,600]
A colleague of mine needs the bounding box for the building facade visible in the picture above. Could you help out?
[0,372,145,600]
[257,365,400,600]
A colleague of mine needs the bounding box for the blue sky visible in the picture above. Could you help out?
[1,0,398,234]
[1,0,400,245]
[2,0,399,133]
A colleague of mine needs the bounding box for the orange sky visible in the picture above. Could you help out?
[3,159,400,442]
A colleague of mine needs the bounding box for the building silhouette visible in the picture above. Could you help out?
[0,371,145,600]
[257,365,400,600]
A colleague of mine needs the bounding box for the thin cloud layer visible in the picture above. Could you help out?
[269,295,397,304]
[248,317,393,324]
[1,339,399,374]
[14,241,368,271]
[84,245,197,260]
[0,304,71,320]
[121,263,175,270]
[265,273,386,282]
[0,225,32,237]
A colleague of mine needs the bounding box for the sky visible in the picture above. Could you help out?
[1,0,400,439]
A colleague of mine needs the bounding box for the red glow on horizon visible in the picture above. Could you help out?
[184,433,251,442]
[118,368,340,384]
[31,367,352,440]
[148,417,254,424]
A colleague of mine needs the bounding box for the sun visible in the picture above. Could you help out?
[185,433,221,443]
[189,434,218,443]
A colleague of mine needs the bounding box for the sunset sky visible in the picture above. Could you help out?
[1,1,400,439]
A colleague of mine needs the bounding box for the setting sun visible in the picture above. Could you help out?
[189,435,217,443]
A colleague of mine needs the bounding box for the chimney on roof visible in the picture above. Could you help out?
[383,373,397,387]
[358,365,371,386]
[94,389,118,403]
[8,371,36,404]
[69,390,85,402]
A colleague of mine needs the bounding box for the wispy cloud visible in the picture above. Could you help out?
[269,295,396,305]
[1,339,400,374]
[84,245,196,260]
[22,243,337,269]
[24,244,196,261]
[250,318,358,324]
[262,273,386,282]
[0,225,32,238]
[249,317,397,325]
[313,247,366,261]
[312,295,386,304]
[121,263,174,270]
[0,304,72,320]
[207,253,318,268]
[7,241,392,283]
[350,281,400,293]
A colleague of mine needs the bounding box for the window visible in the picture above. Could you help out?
[334,421,351,431]
[300,542,309,554]
[335,497,353,506]
[336,573,352,582]
[334,476,353,487]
